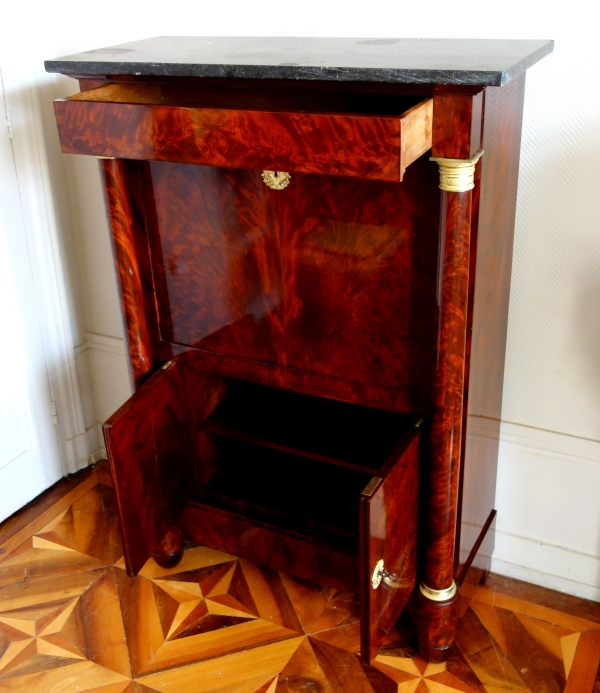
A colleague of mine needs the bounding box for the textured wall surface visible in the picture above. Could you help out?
[2,0,599,598]
[504,39,600,441]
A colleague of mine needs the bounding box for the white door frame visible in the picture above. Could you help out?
[2,62,90,476]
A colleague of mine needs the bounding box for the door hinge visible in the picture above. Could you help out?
[5,106,13,140]
[50,400,58,425]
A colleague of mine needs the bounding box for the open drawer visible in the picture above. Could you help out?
[103,354,421,664]
[54,83,432,181]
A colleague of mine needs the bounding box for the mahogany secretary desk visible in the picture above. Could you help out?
[46,37,553,663]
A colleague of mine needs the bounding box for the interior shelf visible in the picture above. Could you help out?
[195,437,370,551]
[199,380,413,473]
[70,81,425,116]
[193,380,415,552]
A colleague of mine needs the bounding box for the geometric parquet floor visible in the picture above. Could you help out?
[1,465,599,692]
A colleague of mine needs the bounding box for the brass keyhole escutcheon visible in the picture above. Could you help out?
[262,170,291,190]
[372,560,385,589]
[372,559,403,590]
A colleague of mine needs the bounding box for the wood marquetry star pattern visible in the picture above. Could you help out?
[0,465,599,692]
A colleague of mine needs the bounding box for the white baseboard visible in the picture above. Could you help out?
[491,531,600,601]
[494,420,600,601]
[86,331,127,358]
[91,449,108,464]
[88,422,107,463]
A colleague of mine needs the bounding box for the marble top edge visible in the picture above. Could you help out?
[45,37,554,87]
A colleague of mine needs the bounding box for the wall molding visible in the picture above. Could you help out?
[500,419,600,468]
[74,332,129,464]
[75,331,127,358]
[491,532,600,602]
[81,331,131,445]
[493,419,600,600]
[86,331,127,358]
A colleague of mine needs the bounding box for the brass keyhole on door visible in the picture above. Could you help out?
[262,170,291,190]
[371,559,403,589]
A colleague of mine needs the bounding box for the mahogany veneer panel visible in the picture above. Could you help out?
[360,427,420,663]
[101,157,160,387]
[54,83,433,181]
[183,503,360,594]
[103,361,190,575]
[457,75,527,572]
[431,91,483,159]
[147,157,440,413]
[102,350,421,633]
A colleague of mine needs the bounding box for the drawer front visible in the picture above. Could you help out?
[54,85,432,181]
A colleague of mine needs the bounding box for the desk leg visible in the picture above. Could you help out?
[417,153,483,661]
[153,525,185,569]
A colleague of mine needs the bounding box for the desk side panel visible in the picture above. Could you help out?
[459,75,526,574]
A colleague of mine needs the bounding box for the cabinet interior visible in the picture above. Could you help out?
[70,81,426,116]
[191,378,414,552]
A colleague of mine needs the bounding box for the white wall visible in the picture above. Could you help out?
[2,0,599,599]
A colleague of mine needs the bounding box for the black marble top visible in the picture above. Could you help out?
[45,37,553,87]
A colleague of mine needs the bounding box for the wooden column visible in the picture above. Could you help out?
[99,157,159,389]
[417,152,482,660]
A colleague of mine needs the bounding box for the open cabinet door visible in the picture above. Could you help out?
[360,425,420,665]
[103,360,191,576]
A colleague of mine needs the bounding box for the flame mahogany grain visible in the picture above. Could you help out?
[172,346,431,415]
[418,82,526,659]
[432,91,483,159]
[103,361,189,575]
[416,590,459,663]
[100,158,161,387]
[54,67,532,665]
[55,84,433,181]
[144,156,440,413]
[104,346,422,658]
[182,502,359,595]
[423,190,473,590]
[416,90,483,659]
[360,427,420,664]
